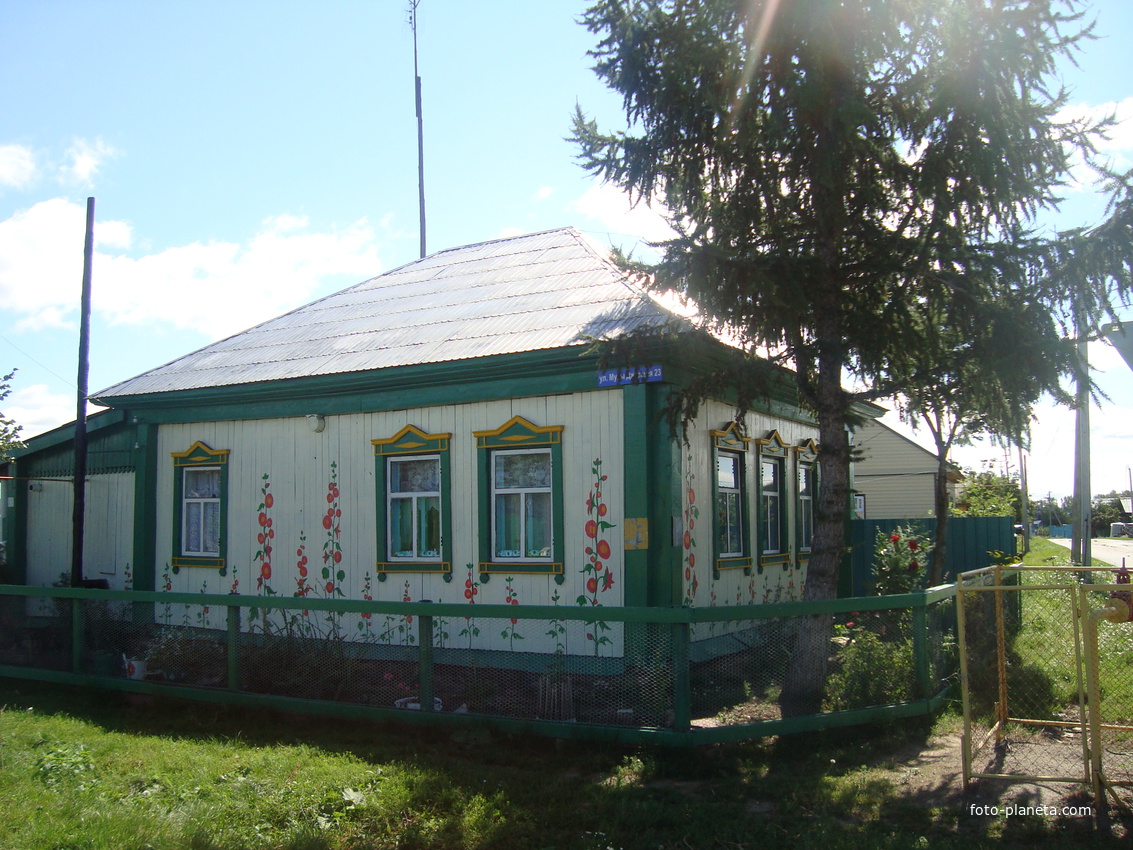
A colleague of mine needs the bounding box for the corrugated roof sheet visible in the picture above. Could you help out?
[97,227,683,398]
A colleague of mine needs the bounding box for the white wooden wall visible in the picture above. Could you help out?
[683,401,818,642]
[155,390,625,656]
[25,472,136,589]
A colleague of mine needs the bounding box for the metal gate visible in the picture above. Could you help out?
[959,564,1133,807]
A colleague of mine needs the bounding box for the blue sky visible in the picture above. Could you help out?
[1,0,1131,501]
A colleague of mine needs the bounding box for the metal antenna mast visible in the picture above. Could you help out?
[409,1,426,259]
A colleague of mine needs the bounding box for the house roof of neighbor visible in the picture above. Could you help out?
[96,228,682,399]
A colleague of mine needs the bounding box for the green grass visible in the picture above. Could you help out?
[1,679,1125,849]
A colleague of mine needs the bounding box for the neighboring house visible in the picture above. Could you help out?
[8,228,831,658]
[851,419,962,520]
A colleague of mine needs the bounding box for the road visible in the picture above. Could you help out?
[1046,536,1133,569]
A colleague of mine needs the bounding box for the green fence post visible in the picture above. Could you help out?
[227,604,241,691]
[672,615,691,733]
[71,596,84,675]
[912,598,930,699]
[419,602,435,712]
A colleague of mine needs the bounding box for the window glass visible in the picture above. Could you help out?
[492,450,552,561]
[716,452,743,557]
[761,458,781,554]
[182,467,221,556]
[799,464,815,551]
[388,455,441,560]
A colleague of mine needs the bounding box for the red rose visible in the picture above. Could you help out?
[890,533,900,543]
[908,539,919,551]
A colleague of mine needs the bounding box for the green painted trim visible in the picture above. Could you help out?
[131,424,159,592]
[621,384,648,608]
[475,417,565,578]
[0,582,948,623]
[10,408,129,458]
[96,349,605,423]
[8,458,27,585]
[710,440,751,578]
[373,426,453,578]
[170,442,229,576]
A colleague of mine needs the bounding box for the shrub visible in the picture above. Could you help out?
[871,525,932,595]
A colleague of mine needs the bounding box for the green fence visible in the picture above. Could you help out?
[0,583,956,746]
[846,516,1015,597]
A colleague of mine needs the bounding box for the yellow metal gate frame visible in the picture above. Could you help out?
[958,565,1133,807]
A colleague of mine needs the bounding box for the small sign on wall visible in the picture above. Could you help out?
[598,365,663,387]
[624,517,649,550]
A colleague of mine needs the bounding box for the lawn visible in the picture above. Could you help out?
[1,674,1127,849]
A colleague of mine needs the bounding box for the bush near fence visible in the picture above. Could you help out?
[846,516,1015,597]
[0,583,957,746]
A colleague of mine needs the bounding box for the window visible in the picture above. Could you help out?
[492,449,552,560]
[388,456,441,560]
[796,439,819,556]
[757,430,790,571]
[183,467,221,557]
[716,453,743,557]
[710,422,752,574]
[761,458,782,554]
[171,441,230,572]
[474,415,564,580]
[373,425,452,578]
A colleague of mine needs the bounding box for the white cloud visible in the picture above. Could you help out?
[59,138,118,186]
[567,180,676,249]
[534,186,553,200]
[1055,97,1133,190]
[0,198,383,340]
[2,383,96,440]
[0,144,37,190]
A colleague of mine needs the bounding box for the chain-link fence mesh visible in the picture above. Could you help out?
[960,568,1090,786]
[1,586,955,739]
[1082,579,1133,798]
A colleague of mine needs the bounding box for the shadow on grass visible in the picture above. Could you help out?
[3,678,1128,849]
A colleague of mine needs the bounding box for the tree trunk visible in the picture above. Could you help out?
[931,455,950,586]
[778,338,851,717]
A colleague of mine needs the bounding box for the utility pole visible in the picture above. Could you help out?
[71,197,94,587]
[409,0,426,259]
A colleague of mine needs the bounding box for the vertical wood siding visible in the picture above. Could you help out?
[686,401,818,643]
[25,472,136,588]
[155,390,624,656]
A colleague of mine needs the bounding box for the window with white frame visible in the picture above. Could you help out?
[372,425,452,578]
[491,449,553,561]
[798,462,816,553]
[387,455,442,561]
[171,441,229,572]
[474,415,564,579]
[760,457,783,556]
[716,451,744,558]
[182,466,221,557]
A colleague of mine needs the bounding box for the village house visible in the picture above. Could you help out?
[8,228,831,659]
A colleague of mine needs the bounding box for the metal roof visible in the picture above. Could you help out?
[96,227,683,398]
